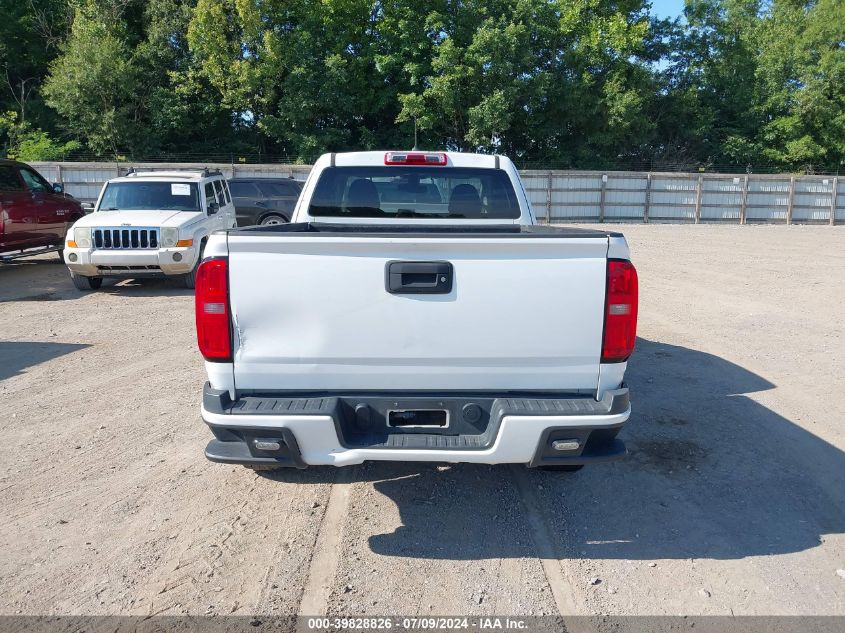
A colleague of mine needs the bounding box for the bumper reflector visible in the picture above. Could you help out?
[551,439,581,451]
[254,439,282,451]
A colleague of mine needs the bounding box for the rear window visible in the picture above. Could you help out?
[308,167,520,219]
[99,181,201,212]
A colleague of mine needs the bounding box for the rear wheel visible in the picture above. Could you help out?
[259,214,287,226]
[70,271,102,291]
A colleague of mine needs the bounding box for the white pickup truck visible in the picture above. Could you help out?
[196,151,637,471]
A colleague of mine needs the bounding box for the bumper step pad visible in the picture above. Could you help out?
[203,384,629,467]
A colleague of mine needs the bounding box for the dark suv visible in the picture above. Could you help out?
[0,159,84,261]
[228,178,303,226]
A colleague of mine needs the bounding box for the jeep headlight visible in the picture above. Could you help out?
[161,227,178,248]
[73,227,92,248]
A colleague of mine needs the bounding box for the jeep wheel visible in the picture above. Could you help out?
[183,241,205,289]
[70,272,102,291]
[259,214,287,226]
[183,265,198,289]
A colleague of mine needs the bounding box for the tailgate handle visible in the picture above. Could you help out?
[386,261,453,294]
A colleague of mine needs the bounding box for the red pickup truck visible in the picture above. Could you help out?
[0,158,84,262]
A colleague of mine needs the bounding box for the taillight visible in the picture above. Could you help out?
[384,152,447,166]
[195,258,232,362]
[601,259,638,363]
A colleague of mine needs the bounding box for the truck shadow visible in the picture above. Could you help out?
[268,338,845,561]
[0,341,91,381]
[536,337,845,561]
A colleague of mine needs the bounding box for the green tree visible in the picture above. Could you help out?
[398,0,656,164]
[756,0,845,171]
[43,0,238,157]
[658,0,845,172]
[186,0,660,163]
[0,110,80,160]
[188,0,401,158]
[43,3,140,155]
[0,0,70,145]
[3,0,840,171]
[651,0,763,170]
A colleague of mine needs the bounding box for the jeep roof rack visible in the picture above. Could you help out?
[119,169,223,180]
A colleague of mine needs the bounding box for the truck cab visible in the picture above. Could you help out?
[196,152,637,471]
[63,169,236,289]
[0,159,83,262]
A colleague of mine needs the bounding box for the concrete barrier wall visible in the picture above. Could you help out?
[31,162,845,224]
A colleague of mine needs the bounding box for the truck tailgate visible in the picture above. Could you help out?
[227,232,609,392]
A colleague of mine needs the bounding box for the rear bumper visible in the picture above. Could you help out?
[201,384,630,467]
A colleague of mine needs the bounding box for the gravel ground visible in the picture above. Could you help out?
[0,224,843,618]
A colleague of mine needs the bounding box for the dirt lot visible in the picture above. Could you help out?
[1,224,844,618]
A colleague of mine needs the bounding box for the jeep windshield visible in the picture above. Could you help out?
[308,167,521,219]
[98,182,201,212]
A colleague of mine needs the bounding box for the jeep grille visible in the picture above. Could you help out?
[93,228,159,249]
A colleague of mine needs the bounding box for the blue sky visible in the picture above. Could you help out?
[649,0,686,20]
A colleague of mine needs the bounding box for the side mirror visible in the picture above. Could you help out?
[52,183,64,194]
[81,202,95,213]
[207,201,220,215]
